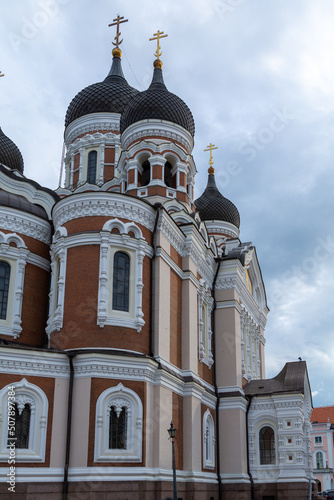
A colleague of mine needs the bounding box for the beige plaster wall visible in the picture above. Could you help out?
[215,305,242,388]
[152,385,172,469]
[219,406,248,476]
[69,377,91,467]
[50,377,69,467]
[183,395,202,471]
[154,256,171,361]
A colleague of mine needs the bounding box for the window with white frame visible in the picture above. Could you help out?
[316,451,324,469]
[259,425,276,465]
[203,409,215,469]
[198,281,214,367]
[87,150,97,184]
[0,379,48,462]
[97,219,150,332]
[315,436,322,445]
[94,383,143,462]
[0,232,29,338]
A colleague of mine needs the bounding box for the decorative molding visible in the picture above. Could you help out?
[94,383,143,463]
[121,120,194,156]
[0,207,51,244]
[64,112,121,144]
[52,192,156,232]
[0,348,69,377]
[0,379,48,463]
[204,220,239,240]
[203,409,215,469]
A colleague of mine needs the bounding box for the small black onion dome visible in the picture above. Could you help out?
[194,173,240,228]
[65,53,139,128]
[0,128,24,173]
[120,63,195,136]
[0,190,48,220]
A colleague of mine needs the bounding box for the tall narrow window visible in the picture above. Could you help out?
[112,252,130,312]
[259,426,275,465]
[140,160,150,186]
[87,151,97,184]
[109,406,127,449]
[0,261,10,320]
[316,451,324,469]
[8,403,31,449]
[164,161,174,187]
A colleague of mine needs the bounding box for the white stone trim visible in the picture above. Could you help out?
[121,120,194,156]
[0,466,218,483]
[219,396,248,412]
[46,236,67,337]
[203,409,215,469]
[0,207,51,244]
[0,379,48,462]
[220,472,250,484]
[94,383,143,463]
[97,221,150,332]
[198,282,214,368]
[0,348,69,378]
[0,232,29,338]
[64,113,121,144]
[52,192,156,232]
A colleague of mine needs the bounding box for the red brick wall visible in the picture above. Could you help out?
[170,270,182,369]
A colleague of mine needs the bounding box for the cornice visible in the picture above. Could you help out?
[64,112,121,144]
[0,348,69,377]
[0,207,52,245]
[66,131,120,157]
[121,119,194,154]
[52,192,156,231]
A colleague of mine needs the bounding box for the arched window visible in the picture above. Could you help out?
[94,383,143,462]
[316,451,324,469]
[259,426,276,465]
[0,261,10,319]
[112,252,130,312]
[109,406,127,449]
[203,409,215,469]
[164,161,174,188]
[8,403,31,449]
[87,151,97,184]
[140,160,150,186]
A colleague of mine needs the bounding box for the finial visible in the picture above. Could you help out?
[149,30,168,67]
[0,71,4,77]
[109,14,128,57]
[204,143,218,174]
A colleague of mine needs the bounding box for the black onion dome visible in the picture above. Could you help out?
[0,128,24,173]
[65,55,139,128]
[195,173,240,228]
[120,66,195,136]
[0,190,48,220]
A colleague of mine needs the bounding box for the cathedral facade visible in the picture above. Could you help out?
[0,21,317,500]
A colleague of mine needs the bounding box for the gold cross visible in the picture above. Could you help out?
[204,143,218,173]
[0,71,4,77]
[108,15,128,47]
[149,30,168,60]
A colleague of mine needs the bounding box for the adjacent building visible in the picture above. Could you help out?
[311,406,334,493]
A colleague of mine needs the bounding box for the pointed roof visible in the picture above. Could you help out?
[65,51,139,128]
[0,127,24,173]
[120,63,195,136]
[194,173,240,228]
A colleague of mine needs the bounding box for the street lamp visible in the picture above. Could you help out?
[167,421,177,500]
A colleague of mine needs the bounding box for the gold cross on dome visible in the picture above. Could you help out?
[0,71,4,77]
[149,30,168,60]
[204,143,218,173]
[108,15,128,47]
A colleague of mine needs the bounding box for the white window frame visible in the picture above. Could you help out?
[203,409,215,469]
[258,424,277,466]
[0,379,48,462]
[0,232,29,339]
[314,450,325,469]
[314,435,323,446]
[198,280,214,367]
[46,227,67,338]
[94,382,143,463]
[97,219,148,332]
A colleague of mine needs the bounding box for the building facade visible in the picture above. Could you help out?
[0,21,318,500]
[311,406,334,493]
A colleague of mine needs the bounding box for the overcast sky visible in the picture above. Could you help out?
[1,0,333,408]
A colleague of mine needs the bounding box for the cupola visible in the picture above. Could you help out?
[195,144,240,244]
[0,127,24,173]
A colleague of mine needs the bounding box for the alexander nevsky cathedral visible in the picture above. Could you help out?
[0,16,318,500]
